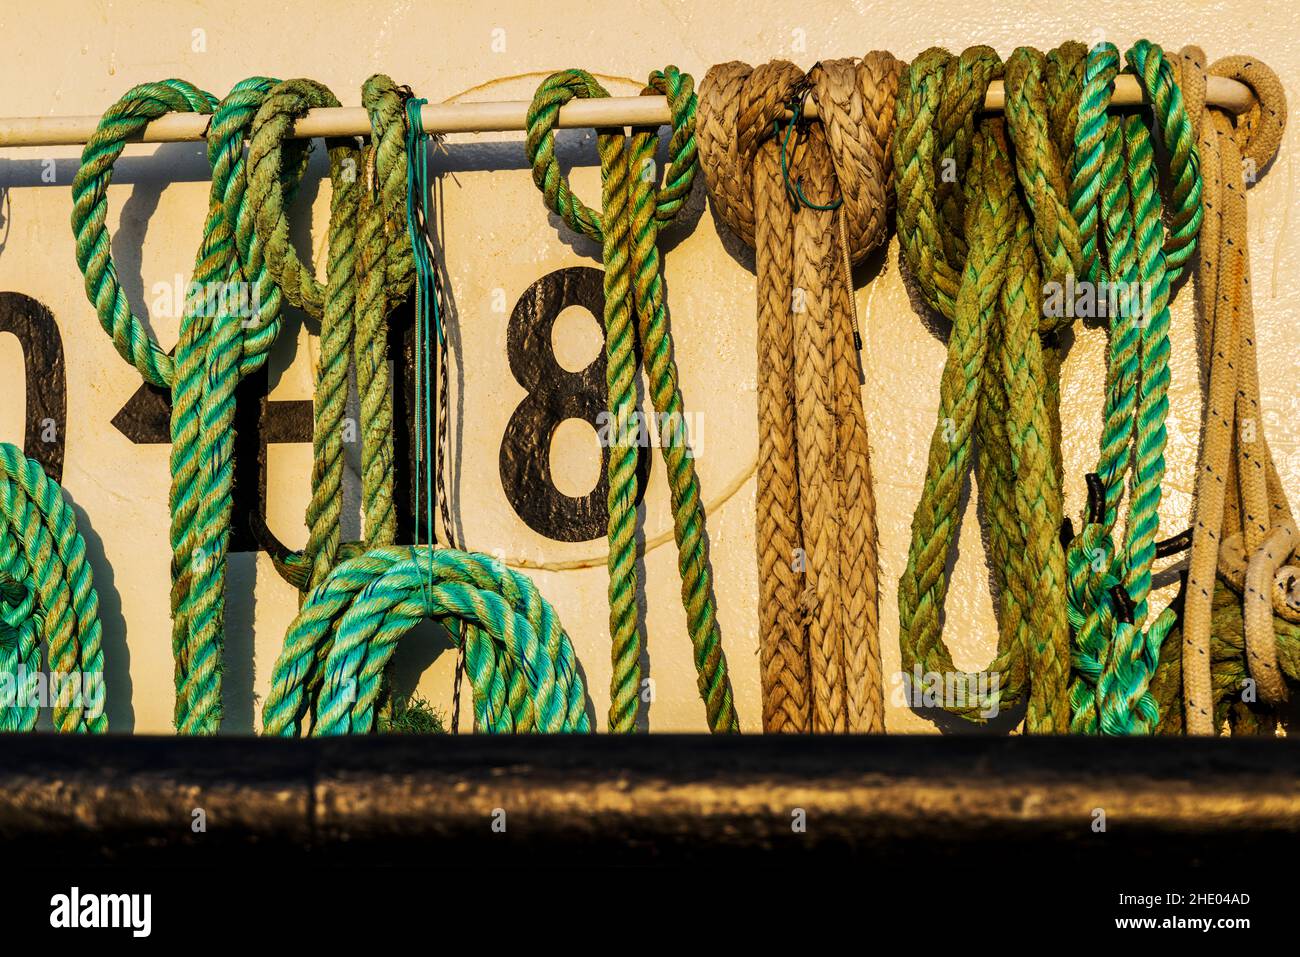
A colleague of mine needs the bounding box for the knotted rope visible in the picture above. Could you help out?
[697,53,900,732]
[261,546,589,733]
[893,44,1085,732]
[525,67,737,732]
[1065,40,1203,735]
[1158,48,1297,733]
[0,442,106,732]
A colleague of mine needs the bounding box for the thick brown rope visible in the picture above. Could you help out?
[1176,47,1298,731]
[699,53,900,732]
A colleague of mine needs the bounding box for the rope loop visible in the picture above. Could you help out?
[1209,54,1287,173]
[361,73,416,303]
[641,65,698,223]
[893,46,1001,319]
[1004,41,1086,312]
[70,78,218,387]
[524,68,610,242]
[206,76,302,377]
[246,78,356,318]
[1070,42,1122,285]
[1127,40,1203,284]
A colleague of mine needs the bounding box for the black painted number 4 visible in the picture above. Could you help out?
[499,267,648,543]
[0,292,67,482]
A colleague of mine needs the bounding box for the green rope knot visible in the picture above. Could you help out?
[525,69,611,242]
[642,66,698,223]
[247,78,354,317]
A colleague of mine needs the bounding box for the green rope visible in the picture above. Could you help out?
[893,45,1083,732]
[71,74,415,732]
[182,78,307,734]
[261,546,589,734]
[247,78,360,594]
[71,77,303,733]
[0,443,106,732]
[525,67,738,732]
[356,75,416,550]
[246,75,414,597]
[1065,40,1202,734]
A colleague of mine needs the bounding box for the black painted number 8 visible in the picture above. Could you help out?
[500,267,649,542]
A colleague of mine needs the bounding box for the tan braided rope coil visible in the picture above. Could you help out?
[698,53,901,732]
[1176,47,1299,732]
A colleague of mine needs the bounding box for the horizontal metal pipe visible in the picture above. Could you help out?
[0,735,1297,866]
[0,75,1253,148]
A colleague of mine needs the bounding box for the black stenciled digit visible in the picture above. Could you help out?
[500,267,648,543]
[0,292,67,482]
[113,351,312,583]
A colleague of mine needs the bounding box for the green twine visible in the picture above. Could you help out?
[404,94,439,575]
[776,92,843,212]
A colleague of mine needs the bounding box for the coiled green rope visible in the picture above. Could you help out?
[525,67,737,732]
[261,546,590,734]
[1065,40,1202,734]
[0,443,106,732]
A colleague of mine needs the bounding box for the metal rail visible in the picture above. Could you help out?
[0,75,1254,147]
[1,734,1297,866]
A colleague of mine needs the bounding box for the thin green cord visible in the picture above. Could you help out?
[405,94,438,594]
[775,99,843,211]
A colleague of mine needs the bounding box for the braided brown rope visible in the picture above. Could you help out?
[699,53,900,732]
[1175,48,1298,732]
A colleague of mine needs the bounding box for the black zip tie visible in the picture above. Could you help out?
[1084,472,1105,525]
[1154,527,1193,559]
[1110,584,1136,625]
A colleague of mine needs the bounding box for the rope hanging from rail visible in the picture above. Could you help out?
[69,72,593,734]
[1150,48,1299,734]
[35,40,1291,737]
[697,53,899,732]
[1064,40,1203,735]
[0,442,107,732]
[525,67,738,732]
[891,43,1089,732]
[71,76,302,733]
[245,74,414,595]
